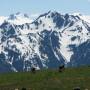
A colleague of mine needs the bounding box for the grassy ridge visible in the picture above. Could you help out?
[0,67,90,90]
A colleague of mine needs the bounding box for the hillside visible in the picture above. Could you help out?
[0,67,90,90]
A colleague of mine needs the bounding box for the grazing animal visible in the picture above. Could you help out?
[31,67,36,73]
[15,88,19,90]
[21,87,27,90]
[58,65,65,72]
[85,89,88,90]
[73,87,80,90]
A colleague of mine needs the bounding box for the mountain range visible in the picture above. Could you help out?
[0,11,90,72]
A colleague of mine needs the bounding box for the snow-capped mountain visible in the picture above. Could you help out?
[7,12,33,25]
[0,11,90,72]
[0,12,35,25]
[0,16,7,25]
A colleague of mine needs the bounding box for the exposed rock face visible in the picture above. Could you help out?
[0,11,90,72]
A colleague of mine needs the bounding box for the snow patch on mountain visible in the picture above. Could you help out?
[0,16,7,25]
[7,12,32,25]
[72,12,90,24]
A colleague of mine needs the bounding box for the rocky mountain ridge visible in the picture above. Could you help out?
[0,11,90,72]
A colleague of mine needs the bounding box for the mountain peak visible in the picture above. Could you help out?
[72,12,82,16]
[5,12,32,25]
[8,12,30,20]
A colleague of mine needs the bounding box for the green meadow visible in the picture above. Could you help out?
[0,67,90,90]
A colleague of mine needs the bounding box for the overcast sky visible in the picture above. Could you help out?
[0,0,90,16]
